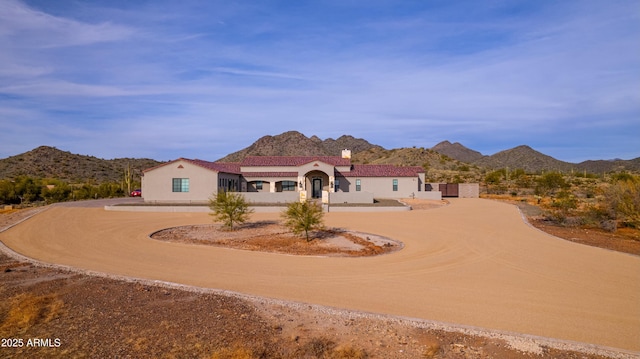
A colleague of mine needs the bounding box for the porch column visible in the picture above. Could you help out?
[270,181,276,193]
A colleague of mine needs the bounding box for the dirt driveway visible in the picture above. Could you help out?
[1,198,639,352]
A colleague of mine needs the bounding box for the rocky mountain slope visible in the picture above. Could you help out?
[0,146,161,183]
[217,131,384,162]
[473,145,573,173]
[431,141,485,163]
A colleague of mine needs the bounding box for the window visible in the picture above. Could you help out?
[393,179,398,191]
[334,179,340,191]
[356,179,361,191]
[282,181,296,191]
[256,181,263,190]
[172,178,189,192]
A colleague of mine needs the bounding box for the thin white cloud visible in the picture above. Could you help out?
[0,0,134,48]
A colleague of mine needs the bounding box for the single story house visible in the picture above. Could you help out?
[141,150,442,204]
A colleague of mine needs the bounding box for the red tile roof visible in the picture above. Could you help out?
[143,158,242,174]
[241,156,351,167]
[337,165,424,177]
[189,159,242,174]
[144,157,423,179]
[241,172,298,178]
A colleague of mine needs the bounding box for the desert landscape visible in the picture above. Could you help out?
[1,198,638,358]
[3,0,639,356]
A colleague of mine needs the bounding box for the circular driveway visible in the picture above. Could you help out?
[1,199,639,352]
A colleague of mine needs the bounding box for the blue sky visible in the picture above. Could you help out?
[1,0,638,163]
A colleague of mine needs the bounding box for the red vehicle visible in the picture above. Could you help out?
[130,189,142,197]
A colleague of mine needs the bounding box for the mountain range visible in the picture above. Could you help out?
[218,132,639,173]
[1,131,638,183]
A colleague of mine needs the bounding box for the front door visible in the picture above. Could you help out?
[312,178,322,199]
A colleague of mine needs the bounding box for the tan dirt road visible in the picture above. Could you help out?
[1,198,639,352]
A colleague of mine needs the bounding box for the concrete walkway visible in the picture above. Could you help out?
[1,198,638,352]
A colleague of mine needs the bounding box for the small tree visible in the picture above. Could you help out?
[281,201,325,242]
[484,169,505,194]
[209,190,253,230]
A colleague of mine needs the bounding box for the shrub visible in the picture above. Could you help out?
[535,172,569,197]
[600,219,618,232]
[281,201,325,241]
[297,337,336,357]
[600,178,640,229]
[41,181,72,203]
[209,190,254,231]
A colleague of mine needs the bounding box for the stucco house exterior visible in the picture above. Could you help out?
[141,150,441,204]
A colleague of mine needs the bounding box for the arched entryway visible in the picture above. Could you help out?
[304,170,330,199]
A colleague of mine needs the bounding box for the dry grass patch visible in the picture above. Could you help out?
[0,292,64,336]
[293,337,368,359]
[211,345,254,359]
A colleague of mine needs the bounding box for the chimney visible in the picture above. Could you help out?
[341,149,352,159]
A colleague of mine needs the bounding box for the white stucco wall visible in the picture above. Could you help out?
[329,191,374,204]
[352,177,422,199]
[458,183,480,198]
[142,160,222,203]
[240,192,299,203]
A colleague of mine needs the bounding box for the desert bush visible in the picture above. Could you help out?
[0,179,17,204]
[96,182,125,198]
[610,172,637,183]
[73,183,95,200]
[550,191,578,216]
[13,176,42,203]
[513,170,532,191]
[209,190,254,231]
[562,216,586,227]
[600,177,640,229]
[485,170,504,185]
[297,337,336,357]
[600,219,618,232]
[281,201,325,242]
[41,179,72,203]
[535,172,569,197]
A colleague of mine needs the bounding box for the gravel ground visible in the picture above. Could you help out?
[1,251,635,359]
[0,201,638,358]
[151,222,401,257]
